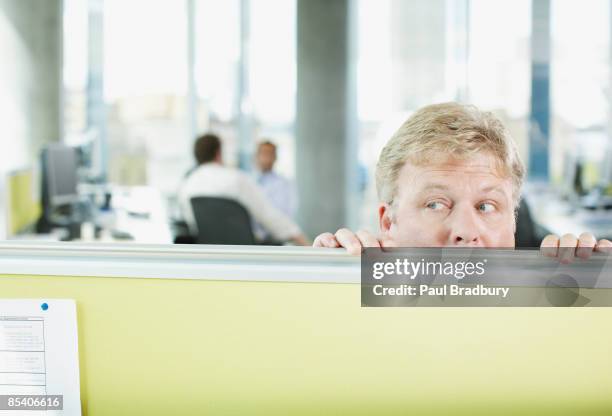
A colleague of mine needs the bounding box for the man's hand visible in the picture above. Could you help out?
[313,229,612,262]
[312,228,393,255]
[540,233,612,264]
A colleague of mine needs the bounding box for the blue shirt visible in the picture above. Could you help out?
[255,171,298,240]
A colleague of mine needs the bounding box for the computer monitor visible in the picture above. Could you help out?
[42,144,79,206]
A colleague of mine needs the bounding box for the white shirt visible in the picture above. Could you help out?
[178,163,301,241]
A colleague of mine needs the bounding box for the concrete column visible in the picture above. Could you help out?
[296,0,352,238]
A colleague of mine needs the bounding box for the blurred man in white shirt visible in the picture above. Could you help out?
[179,134,308,245]
[254,141,298,241]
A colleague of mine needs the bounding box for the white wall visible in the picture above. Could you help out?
[0,0,62,238]
[0,6,31,171]
[0,0,61,172]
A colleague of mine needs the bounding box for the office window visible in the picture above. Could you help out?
[104,0,190,194]
[194,0,296,175]
[60,0,298,244]
[356,0,463,229]
[62,0,89,141]
[550,0,611,191]
[194,0,241,167]
[468,0,531,163]
[248,0,296,178]
[355,0,532,229]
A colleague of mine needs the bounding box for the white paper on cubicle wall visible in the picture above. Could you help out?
[0,299,80,416]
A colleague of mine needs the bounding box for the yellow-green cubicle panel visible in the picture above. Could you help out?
[5,168,41,235]
[0,242,611,416]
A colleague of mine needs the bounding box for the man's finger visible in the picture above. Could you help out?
[313,232,340,248]
[596,239,612,253]
[379,234,397,248]
[540,234,560,258]
[335,228,363,255]
[355,230,381,248]
[558,233,578,264]
[576,232,597,259]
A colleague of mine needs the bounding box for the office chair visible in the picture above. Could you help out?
[190,197,256,245]
[515,198,549,248]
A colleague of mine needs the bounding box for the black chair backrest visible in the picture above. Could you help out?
[190,197,256,245]
[515,198,541,248]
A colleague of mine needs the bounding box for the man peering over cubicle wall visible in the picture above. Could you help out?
[313,102,612,261]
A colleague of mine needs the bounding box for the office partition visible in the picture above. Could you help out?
[0,242,610,415]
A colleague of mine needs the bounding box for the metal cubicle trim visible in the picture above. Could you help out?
[1,242,611,286]
[0,241,361,283]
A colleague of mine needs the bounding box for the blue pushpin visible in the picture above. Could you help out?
[41,303,49,311]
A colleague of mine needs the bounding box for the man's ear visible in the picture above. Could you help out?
[378,203,393,233]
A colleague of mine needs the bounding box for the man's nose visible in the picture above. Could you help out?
[447,205,482,246]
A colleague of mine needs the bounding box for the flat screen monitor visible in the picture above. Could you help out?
[43,144,79,206]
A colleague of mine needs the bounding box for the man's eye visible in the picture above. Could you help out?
[477,202,495,213]
[426,201,447,210]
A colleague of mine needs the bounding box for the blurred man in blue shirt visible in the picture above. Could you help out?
[254,140,298,242]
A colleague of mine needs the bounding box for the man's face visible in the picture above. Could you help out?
[379,153,516,247]
[256,144,276,172]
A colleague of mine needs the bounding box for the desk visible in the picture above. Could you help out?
[84,186,174,244]
[524,183,612,239]
[0,242,611,415]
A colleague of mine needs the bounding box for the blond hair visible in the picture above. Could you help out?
[376,102,525,208]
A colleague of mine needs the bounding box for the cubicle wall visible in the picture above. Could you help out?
[0,243,611,415]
